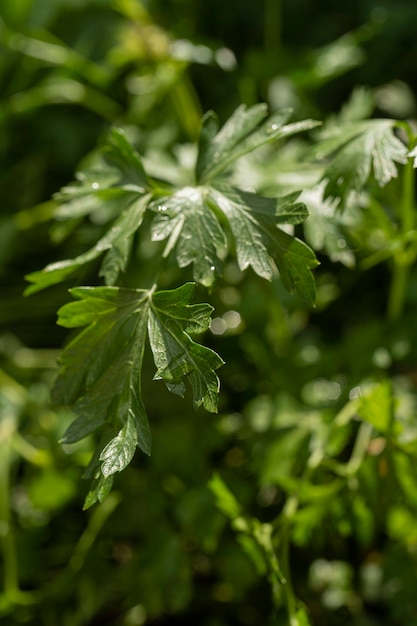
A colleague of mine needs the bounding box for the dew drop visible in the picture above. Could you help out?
[91,182,99,190]
[270,124,278,131]
[210,265,216,271]
[158,205,167,212]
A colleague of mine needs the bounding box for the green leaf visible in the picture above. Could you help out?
[272,192,310,225]
[56,287,152,462]
[357,380,393,433]
[25,194,150,294]
[196,104,268,182]
[301,186,356,267]
[325,86,375,128]
[314,119,408,207]
[149,187,227,287]
[294,607,313,626]
[53,127,150,219]
[209,474,285,603]
[196,104,319,182]
[56,284,222,489]
[209,185,318,305]
[24,127,152,294]
[149,283,224,412]
[208,473,243,520]
[99,409,140,477]
[102,127,149,191]
[83,474,114,510]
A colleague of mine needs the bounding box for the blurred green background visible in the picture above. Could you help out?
[2,1,417,624]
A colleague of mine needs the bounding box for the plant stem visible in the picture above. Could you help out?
[280,496,298,625]
[388,257,409,320]
[0,414,19,598]
[69,493,120,573]
[402,154,415,234]
[388,157,415,320]
[345,421,373,476]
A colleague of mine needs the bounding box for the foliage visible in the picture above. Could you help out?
[2,1,417,626]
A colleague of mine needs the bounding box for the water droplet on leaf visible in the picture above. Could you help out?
[266,123,280,135]
[91,182,99,190]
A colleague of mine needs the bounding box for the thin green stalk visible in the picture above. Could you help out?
[0,414,19,598]
[401,154,415,234]
[388,258,409,320]
[388,157,415,320]
[271,416,369,623]
[344,421,373,476]
[279,497,298,625]
[68,493,121,573]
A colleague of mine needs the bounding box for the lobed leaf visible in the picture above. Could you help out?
[102,127,149,191]
[56,283,222,491]
[56,287,151,462]
[54,128,150,218]
[99,409,140,477]
[149,187,227,287]
[149,283,224,412]
[83,474,114,510]
[209,185,318,305]
[314,119,408,207]
[301,186,356,267]
[25,127,152,294]
[196,104,319,183]
[196,104,268,182]
[25,194,150,294]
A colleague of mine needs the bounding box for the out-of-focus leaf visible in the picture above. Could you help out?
[25,194,150,293]
[301,186,357,266]
[209,473,285,602]
[209,473,243,521]
[314,119,408,207]
[357,380,393,433]
[294,607,313,626]
[196,104,319,182]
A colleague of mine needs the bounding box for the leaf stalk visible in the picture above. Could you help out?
[387,156,415,320]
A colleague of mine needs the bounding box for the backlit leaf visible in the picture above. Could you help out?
[25,128,151,294]
[209,185,318,305]
[314,119,408,207]
[25,194,150,293]
[149,187,227,287]
[196,104,319,183]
